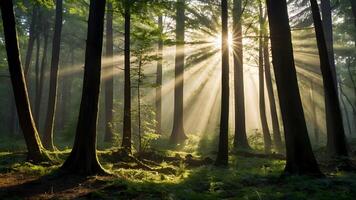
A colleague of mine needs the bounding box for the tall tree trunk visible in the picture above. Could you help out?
[215,0,230,166]
[232,0,250,149]
[138,56,142,152]
[310,0,349,159]
[350,0,356,31]
[122,0,132,152]
[320,0,345,156]
[0,0,49,163]
[104,2,114,142]
[310,80,319,145]
[264,33,283,152]
[156,16,163,135]
[34,35,41,125]
[259,3,272,154]
[339,85,352,136]
[34,23,49,130]
[24,5,38,76]
[170,0,187,144]
[266,0,321,176]
[43,0,63,150]
[61,0,107,175]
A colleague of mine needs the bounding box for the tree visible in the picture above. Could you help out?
[43,0,63,150]
[258,1,272,154]
[232,0,250,150]
[122,0,132,152]
[215,0,230,167]
[0,0,49,163]
[156,15,163,135]
[350,0,356,30]
[34,11,49,126]
[263,24,283,152]
[61,0,107,175]
[310,0,350,160]
[266,0,321,176]
[24,5,39,77]
[104,2,114,143]
[170,0,187,144]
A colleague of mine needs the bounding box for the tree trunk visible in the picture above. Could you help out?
[264,33,283,152]
[34,23,49,130]
[122,0,132,152]
[215,0,230,167]
[232,0,250,150]
[170,0,187,144]
[24,5,38,77]
[0,0,49,163]
[266,0,321,176]
[138,56,142,152]
[310,0,349,159]
[156,16,163,135]
[350,0,356,30]
[43,0,63,150]
[34,35,41,125]
[61,0,107,175]
[259,3,272,154]
[104,2,114,142]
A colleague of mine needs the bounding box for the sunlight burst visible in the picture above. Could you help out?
[213,33,233,48]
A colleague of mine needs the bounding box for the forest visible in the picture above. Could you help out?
[0,0,356,199]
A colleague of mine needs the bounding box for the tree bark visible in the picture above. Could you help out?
[266,0,322,176]
[61,0,107,175]
[232,0,250,150]
[259,3,272,154]
[104,2,114,142]
[1,0,49,163]
[24,5,38,77]
[43,0,63,150]
[170,0,187,144]
[122,0,132,152]
[215,0,230,167]
[310,0,349,158]
[156,16,163,135]
[350,0,356,30]
[34,35,41,125]
[264,34,283,152]
[34,22,49,130]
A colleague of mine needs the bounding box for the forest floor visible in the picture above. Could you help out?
[0,148,356,200]
[0,136,356,199]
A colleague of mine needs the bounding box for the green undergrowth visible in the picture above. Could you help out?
[1,135,356,199]
[1,150,356,199]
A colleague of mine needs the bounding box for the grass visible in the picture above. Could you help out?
[0,135,356,199]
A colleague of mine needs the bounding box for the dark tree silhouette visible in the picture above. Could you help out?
[215,0,230,167]
[104,2,114,142]
[0,0,49,163]
[156,15,163,135]
[61,0,107,175]
[310,0,349,160]
[266,0,321,176]
[43,0,63,150]
[350,0,356,30]
[34,13,49,126]
[122,0,132,152]
[258,2,272,154]
[24,5,38,76]
[170,0,187,144]
[233,0,250,150]
[263,31,283,152]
